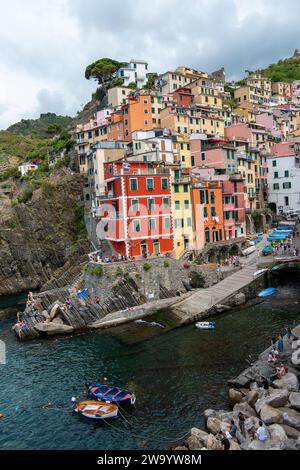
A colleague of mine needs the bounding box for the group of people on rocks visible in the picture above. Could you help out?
[218,415,268,450]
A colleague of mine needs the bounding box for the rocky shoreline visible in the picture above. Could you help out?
[176,325,300,450]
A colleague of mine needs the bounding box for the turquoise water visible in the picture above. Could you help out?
[0,274,299,450]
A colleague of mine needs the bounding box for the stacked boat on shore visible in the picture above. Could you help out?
[73,383,136,420]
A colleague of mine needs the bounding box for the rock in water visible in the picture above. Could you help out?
[259,405,283,424]
[34,322,74,335]
[289,392,300,412]
[273,373,299,392]
[228,388,244,404]
[186,428,209,449]
[206,417,222,435]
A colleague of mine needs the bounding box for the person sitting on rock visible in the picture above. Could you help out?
[220,431,230,450]
[255,421,268,442]
[276,363,286,379]
[286,327,298,344]
[226,420,237,439]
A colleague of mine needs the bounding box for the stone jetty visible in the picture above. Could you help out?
[178,326,300,451]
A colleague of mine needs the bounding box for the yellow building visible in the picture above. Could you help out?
[236,148,259,211]
[171,168,194,258]
[150,94,163,128]
[187,79,223,109]
[173,135,192,167]
[75,120,107,173]
[160,105,191,135]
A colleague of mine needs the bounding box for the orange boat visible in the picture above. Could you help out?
[74,400,118,420]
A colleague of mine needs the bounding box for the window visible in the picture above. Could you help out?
[149,218,156,230]
[143,99,148,104]
[88,131,92,139]
[203,206,208,217]
[148,198,155,210]
[133,220,140,232]
[130,178,138,190]
[200,190,205,204]
[184,200,189,209]
[164,217,170,229]
[174,184,179,193]
[151,107,155,114]
[125,130,129,136]
[284,196,289,206]
[205,228,210,243]
[161,178,168,190]
[183,184,188,193]
[191,155,195,166]
[124,119,128,125]
[95,129,99,137]
[272,160,277,167]
[144,120,148,125]
[175,201,180,210]
[144,109,149,114]
[211,192,215,204]
[274,172,278,179]
[182,155,185,162]
[201,152,206,161]
[187,217,192,227]
[211,206,216,217]
[132,199,139,211]
[163,197,169,209]
[284,170,289,177]
[146,178,154,190]
[273,183,279,190]
[283,182,291,189]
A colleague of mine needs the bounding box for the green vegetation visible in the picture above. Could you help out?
[164,260,170,268]
[127,82,137,89]
[116,266,124,276]
[261,53,300,82]
[11,185,33,206]
[86,265,103,276]
[143,262,152,271]
[0,167,21,181]
[7,113,73,138]
[144,73,158,90]
[74,203,87,240]
[85,58,128,85]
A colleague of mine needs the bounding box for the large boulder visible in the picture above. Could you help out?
[246,390,259,407]
[260,405,283,425]
[203,409,216,421]
[186,428,209,449]
[267,424,288,443]
[233,402,257,418]
[230,292,246,307]
[295,436,300,450]
[34,322,74,335]
[248,439,282,450]
[229,440,241,450]
[206,417,221,435]
[255,389,290,413]
[206,434,223,450]
[278,407,300,430]
[289,392,300,412]
[281,425,300,440]
[273,373,299,392]
[228,388,244,405]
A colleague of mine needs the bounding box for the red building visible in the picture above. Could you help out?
[222,176,246,239]
[99,161,174,258]
[172,87,194,107]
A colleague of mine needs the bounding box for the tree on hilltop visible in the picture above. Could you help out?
[85,58,128,86]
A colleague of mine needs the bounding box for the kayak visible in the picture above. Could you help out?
[258,287,277,298]
[88,384,136,405]
[74,400,118,420]
[196,321,216,330]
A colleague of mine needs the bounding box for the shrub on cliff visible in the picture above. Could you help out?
[143,262,152,271]
[86,265,103,276]
[116,266,123,276]
[164,260,170,268]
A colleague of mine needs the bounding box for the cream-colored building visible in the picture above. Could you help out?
[107,86,131,107]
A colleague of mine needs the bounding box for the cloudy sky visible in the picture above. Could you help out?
[0,0,299,129]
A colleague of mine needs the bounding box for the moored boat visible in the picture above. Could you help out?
[258,287,277,298]
[195,321,216,330]
[74,400,118,420]
[87,384,136,405]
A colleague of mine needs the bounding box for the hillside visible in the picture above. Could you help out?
[260,51,300,82]
[7,112,73,138]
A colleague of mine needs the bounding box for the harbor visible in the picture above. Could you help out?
[0,267,299,450]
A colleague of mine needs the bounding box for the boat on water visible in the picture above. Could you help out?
[195,321,216,330]
[74,400,118,420]
[87,384,136,405]
[253,268,268,277]
[258,287,277,298]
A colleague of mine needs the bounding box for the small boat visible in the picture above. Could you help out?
[74,400,118,420]
[88,384,136,405]
[196,321,216,330]
[258,287,277,298]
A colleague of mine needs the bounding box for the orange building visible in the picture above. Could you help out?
[106,110,124,141]
[123,94,153,141]
[191,180,224,250]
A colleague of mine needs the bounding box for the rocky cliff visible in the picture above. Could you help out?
[0,170,89,296]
